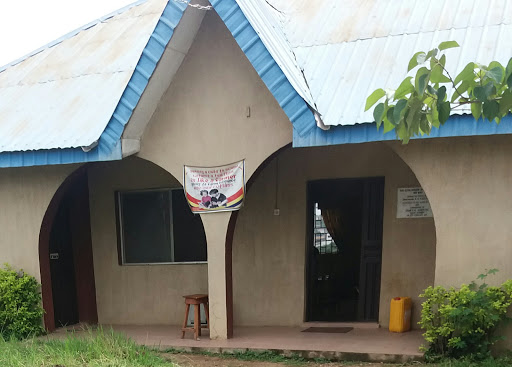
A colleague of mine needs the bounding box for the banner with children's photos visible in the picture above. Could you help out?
[183,160,245,213]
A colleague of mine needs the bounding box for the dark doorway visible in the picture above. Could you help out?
[306,177,384,322]
[44,168,98,329]
[50,199,79,326]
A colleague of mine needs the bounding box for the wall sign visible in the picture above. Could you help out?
[397,187,432,218]
[184,160,245,213]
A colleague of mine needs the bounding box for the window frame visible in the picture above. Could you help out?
[116,187,208,266]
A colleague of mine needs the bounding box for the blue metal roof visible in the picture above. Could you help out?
[0,0,187,167]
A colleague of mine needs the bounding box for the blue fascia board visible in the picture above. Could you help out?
[0,140,122,168]
[293,114,512,147]
[0,0,187,168]
[211,0,316,137]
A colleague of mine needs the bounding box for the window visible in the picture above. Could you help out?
[116,188,207,264]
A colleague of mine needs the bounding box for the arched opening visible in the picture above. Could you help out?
[228,142,436,330]
[87,157,208,326]
[40,156,210,332]
[39,165,97,331]
[224,143,291,337]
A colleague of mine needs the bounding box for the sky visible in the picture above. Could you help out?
[0,0,136,67]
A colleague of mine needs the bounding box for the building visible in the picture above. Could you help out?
[1,0,511,344]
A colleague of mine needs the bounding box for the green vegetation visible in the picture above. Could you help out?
[436,357,512,367]
[419,269,512,360]
[165,348,311,365]
[0,328,175,367]
[366,41,512,143]
[0,265,44,340]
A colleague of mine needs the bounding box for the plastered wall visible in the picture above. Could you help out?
[0,164,77,280]
[137,10,292,183]
[88,157,208,325]
[135,11,293,335]
[390,135,512,287]
[232,143,436,328]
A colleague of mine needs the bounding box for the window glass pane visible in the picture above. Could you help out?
[120,190,172,263]
[172,190,207,262]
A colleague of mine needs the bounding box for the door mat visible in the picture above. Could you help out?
[301,327,353,333]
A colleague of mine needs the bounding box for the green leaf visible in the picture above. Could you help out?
[365,88,386,111]
[454,62,475,86]
[396,123,410,144]
[408,51,426,72]
[387,106,396,125]
[431,101,440,128]
[438,41,460,51]
[506,58,512,77]
[415,67,430,96]
[431,64,451,83]
[425,48,438,62]
[499,90,512,116]
[451,80,472,102]
[471,102,482,120]
[473,83,495,102]
[373,103,385,126]
[393,99,408,123]
[406,97,423,131]
[394,77,414,100]
[437,86,446,109]
[419,114,431,135]
[439,54,446,68]
[507,73,512,91]
[483,100,499,122]
[486,66,504,84]
[383,118,395,133]
[438,101,450,125]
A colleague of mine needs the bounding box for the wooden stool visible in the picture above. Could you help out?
[181,294,209,340]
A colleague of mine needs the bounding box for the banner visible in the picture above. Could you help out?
[183,160,245,213]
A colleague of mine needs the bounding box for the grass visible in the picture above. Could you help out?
[163,348,382,366]
[0,327,177,367]
[164,347,512,367]
[436,357,512,367]
[2,329,512,367]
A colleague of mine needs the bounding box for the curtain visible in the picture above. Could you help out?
[321,208,344,251]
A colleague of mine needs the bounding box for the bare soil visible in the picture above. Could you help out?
[164,353,395,367]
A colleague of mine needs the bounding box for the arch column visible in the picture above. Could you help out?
[200,212,232,339]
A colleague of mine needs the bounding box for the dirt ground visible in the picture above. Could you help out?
[164,353,396,367]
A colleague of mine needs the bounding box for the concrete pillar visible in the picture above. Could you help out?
[200,212,231,339]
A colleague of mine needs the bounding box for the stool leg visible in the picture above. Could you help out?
[204,302,210,330]
[194,304,200,340]
[181,304,190,339]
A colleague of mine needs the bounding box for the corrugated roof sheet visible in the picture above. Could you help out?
[238,0,512,127]
[0,0,168,152]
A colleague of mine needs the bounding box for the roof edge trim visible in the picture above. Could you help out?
[211,0,316,137]
[293,115,512,147]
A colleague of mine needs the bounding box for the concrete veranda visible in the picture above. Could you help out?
[49,324,424,363]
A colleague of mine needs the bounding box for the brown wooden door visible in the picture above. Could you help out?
[357,178,384,321]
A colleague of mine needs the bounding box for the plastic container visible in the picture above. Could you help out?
[389,297,412,332]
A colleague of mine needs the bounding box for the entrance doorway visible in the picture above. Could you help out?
[40,167,98,330]
[306,177,384,322]
[50,198,79,326]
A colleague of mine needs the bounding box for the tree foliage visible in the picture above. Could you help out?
[365,41,512,143]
